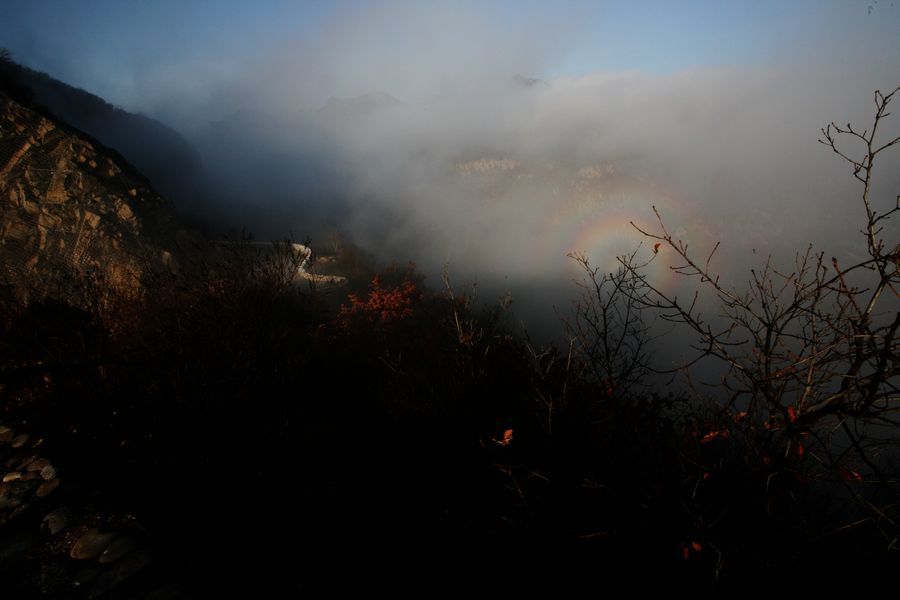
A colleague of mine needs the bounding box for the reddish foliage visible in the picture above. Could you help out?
[492,428,514,447]
[771,365,798,379]
[602,379,616,397]
[837,466,864,483]
[700,428,730,444]
[336,270,421,329]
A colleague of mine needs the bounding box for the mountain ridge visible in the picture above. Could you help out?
[0,90,186,304]
[0,52,202,209]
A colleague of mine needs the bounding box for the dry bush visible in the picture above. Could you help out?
[608,86,900,555]
[566,249,658,397]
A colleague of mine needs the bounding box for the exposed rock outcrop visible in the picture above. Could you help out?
[0,92,185,304]
[0,56,202,208]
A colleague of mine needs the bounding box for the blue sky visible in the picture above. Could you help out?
[1,1,897,113]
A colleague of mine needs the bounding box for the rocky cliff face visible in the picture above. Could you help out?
[0,55,203,209]
[0,92,184,304]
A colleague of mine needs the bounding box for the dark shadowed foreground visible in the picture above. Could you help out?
[1,66,899,595]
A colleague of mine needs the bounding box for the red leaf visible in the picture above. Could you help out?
[700,429,730,444]
[837,466,863,482]
[493,429,514,447]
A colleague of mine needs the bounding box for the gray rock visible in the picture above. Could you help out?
[42,507,70,535]
[145,584,187,600]
[71,529,116,559]
[87,551,151,598]
[98,536,136,564]
[35,478,60,498]
[73,566,103,587]
[26,457,50,472]
[17,455,39,470]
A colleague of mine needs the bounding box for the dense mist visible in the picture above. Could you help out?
[4,1,899,340]
[181,10,899,344]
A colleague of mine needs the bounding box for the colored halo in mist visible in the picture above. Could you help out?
[539,172,712,294]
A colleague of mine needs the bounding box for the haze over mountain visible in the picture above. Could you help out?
[0,56,203,213]
[178,66,900,341]
[2,1,898,336]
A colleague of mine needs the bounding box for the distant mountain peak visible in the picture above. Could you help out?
[319,91,402,117]
[512,74,545,88]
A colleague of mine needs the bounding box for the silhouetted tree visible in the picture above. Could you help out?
[622,85,900,543]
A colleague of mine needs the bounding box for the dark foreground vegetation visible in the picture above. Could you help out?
[0,88,898,595]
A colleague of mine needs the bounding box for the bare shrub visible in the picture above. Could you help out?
[618,86,900,545]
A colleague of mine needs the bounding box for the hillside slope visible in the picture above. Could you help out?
[0,91,185,303]
[0,53,202,208]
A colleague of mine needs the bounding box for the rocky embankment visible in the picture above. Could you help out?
[0,90,198,598]
[0,91,185,304]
